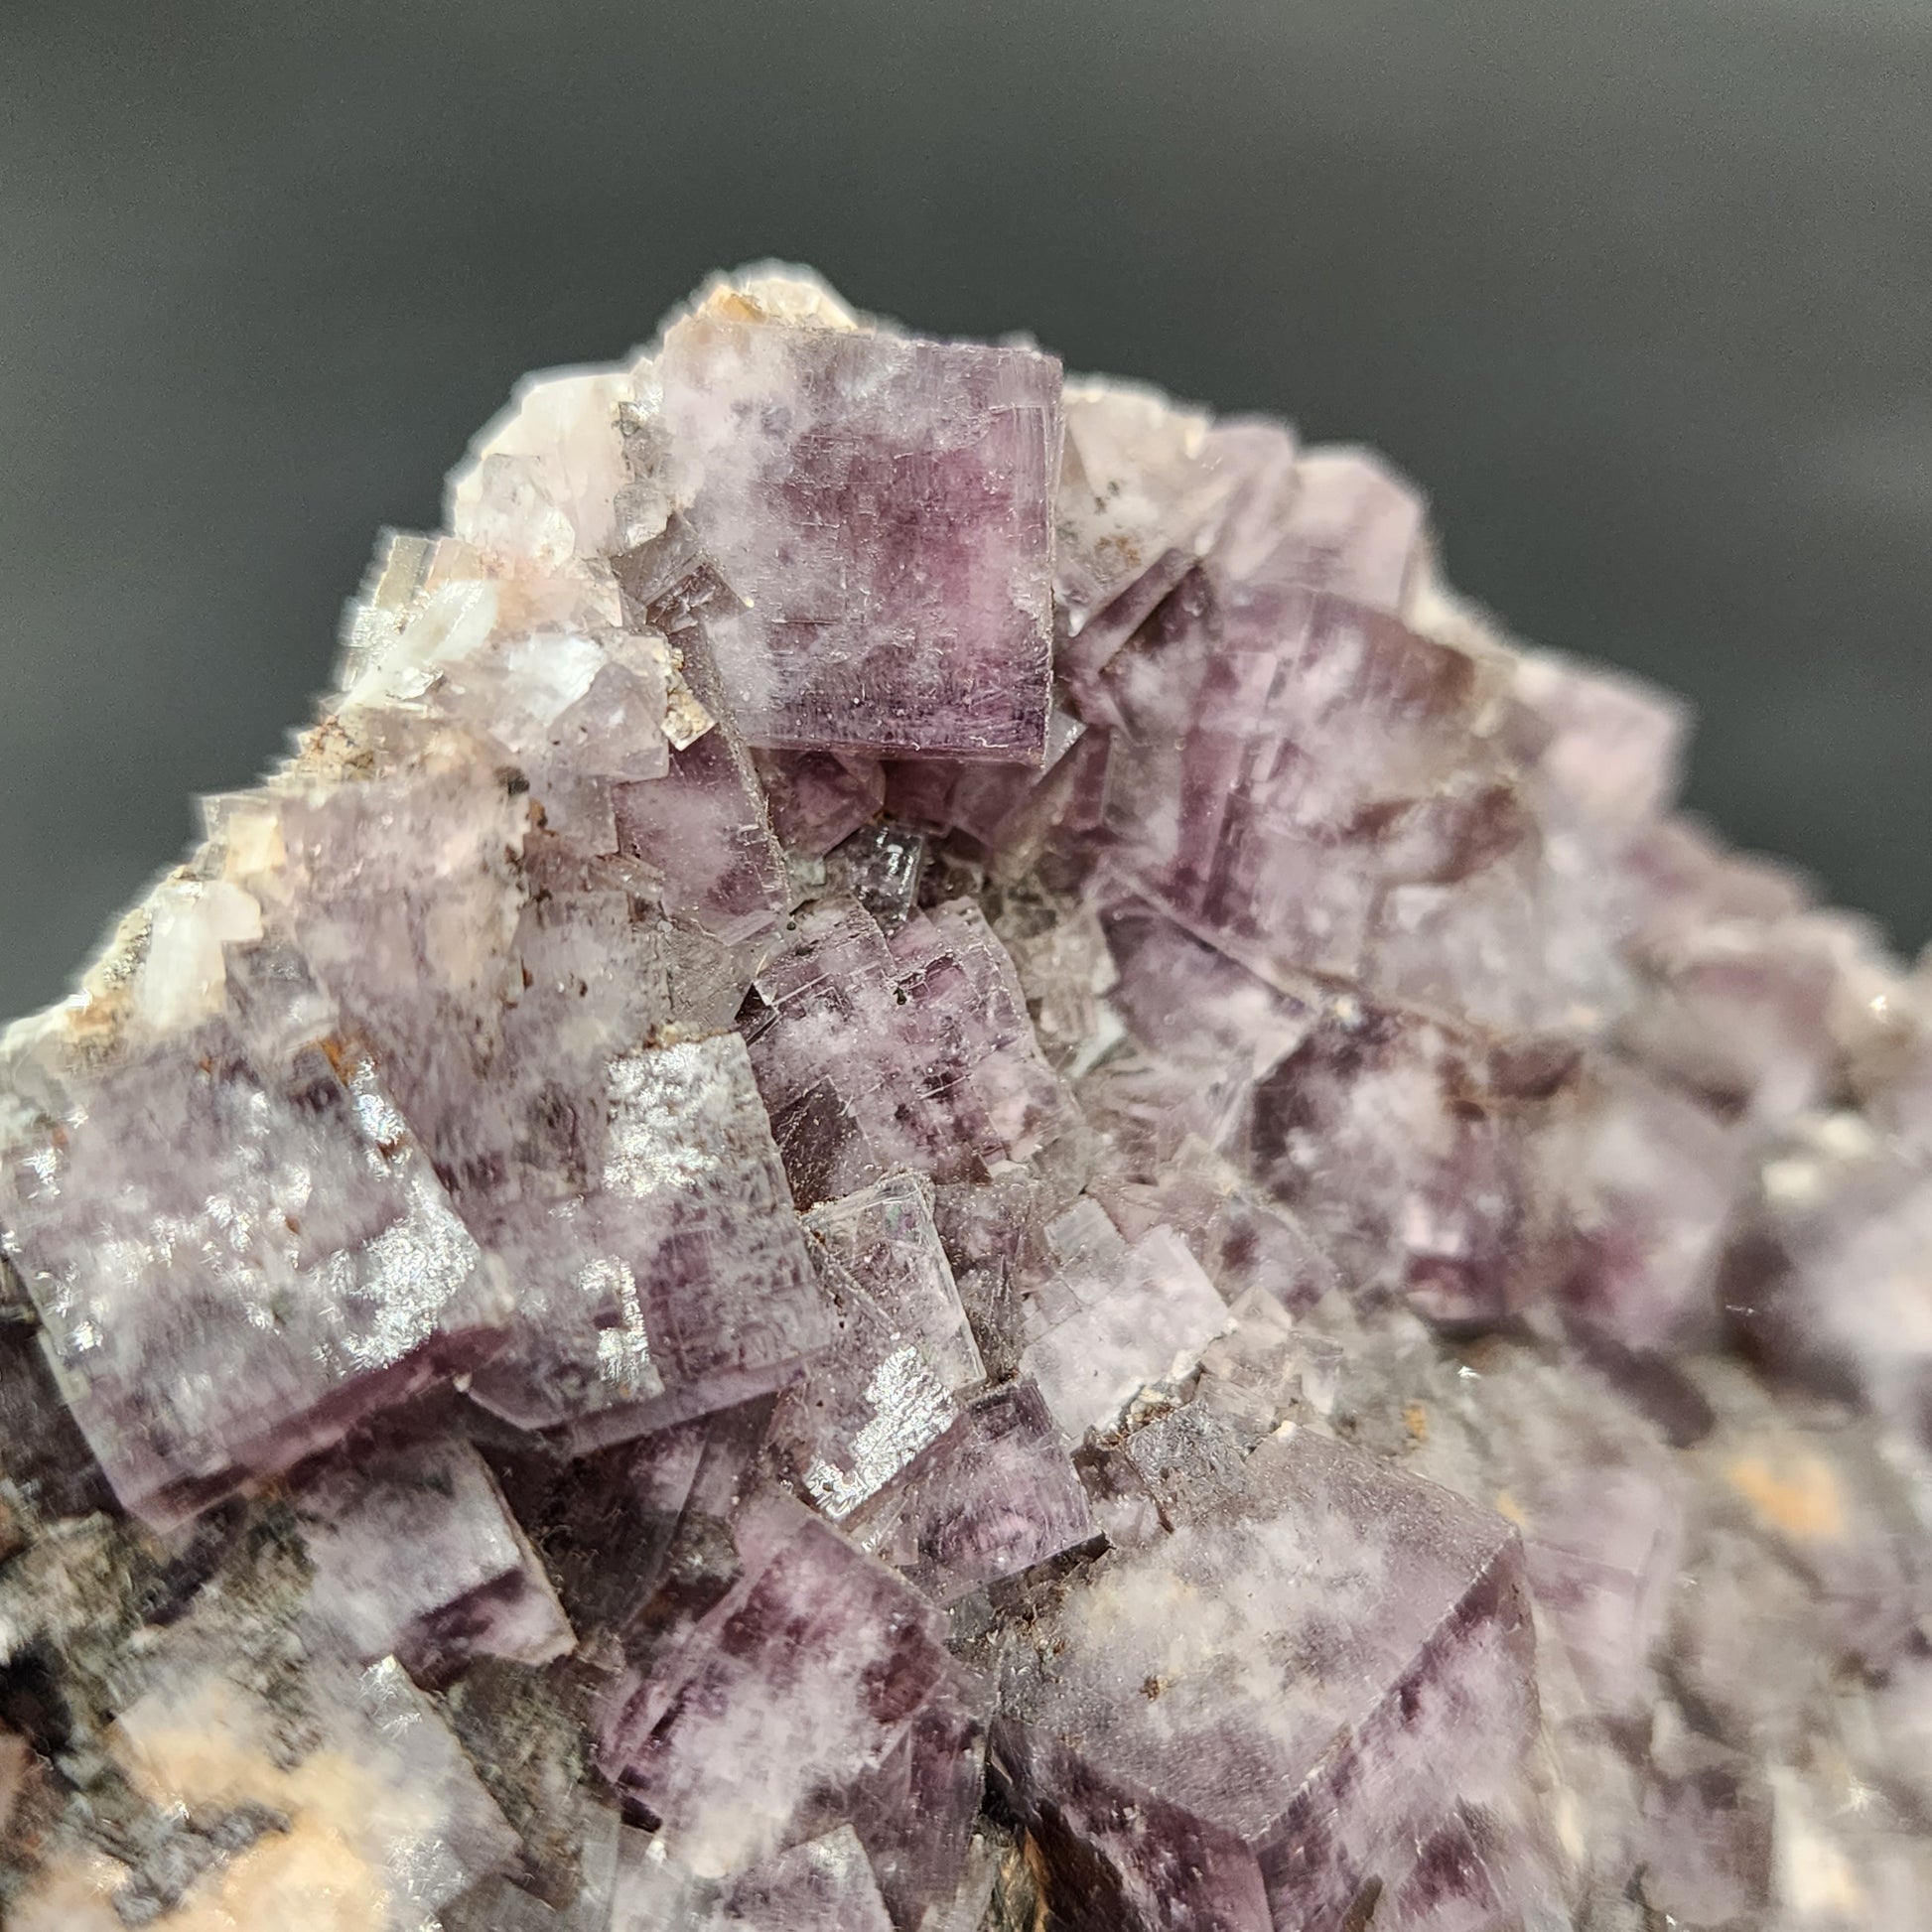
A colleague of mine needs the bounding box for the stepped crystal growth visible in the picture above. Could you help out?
[2,267,1930,1931]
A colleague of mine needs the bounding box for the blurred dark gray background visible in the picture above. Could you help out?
[3,0,1928,1018]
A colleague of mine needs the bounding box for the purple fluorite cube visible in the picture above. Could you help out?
[297,1433,574,1682]
[996,1428,1538,1932]
[598,1494,954,1876]
[0,1023,502,1525]
[659,313,1059,762]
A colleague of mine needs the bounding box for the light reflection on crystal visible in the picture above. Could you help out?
[587,1255,663,1400]
[803,1344,955,1520]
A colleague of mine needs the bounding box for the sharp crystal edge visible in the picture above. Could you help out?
[0,263,1929,1930]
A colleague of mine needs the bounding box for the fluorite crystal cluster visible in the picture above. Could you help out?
[2,267,1929,1931]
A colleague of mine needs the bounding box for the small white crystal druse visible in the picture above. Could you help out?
[2,268,1929,1930]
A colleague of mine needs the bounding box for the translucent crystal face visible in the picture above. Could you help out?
[0,265,1928,1931]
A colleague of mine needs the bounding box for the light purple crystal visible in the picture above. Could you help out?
[842,1379,1095,1602]
[994,1425,1537,1932]
[655,307,1058,762]
[742,895,1079,1203]
[466,1030,834,1442]
[720,1826,897,1932]
[297,1433,574,1681]
[0,1018,502,1525]
[1,265,1926,1931]
[597,1494,954,1876]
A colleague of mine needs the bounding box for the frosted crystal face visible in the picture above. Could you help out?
[2,265,1929,1931]
[597,1494,957,1876]
[995,1424,1537,1932]
[656,313,1059,762]
[0,1018,503,1525]
[296,1435,574,1681]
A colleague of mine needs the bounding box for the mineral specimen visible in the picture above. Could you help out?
[1,264,1928,1931]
